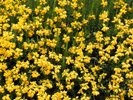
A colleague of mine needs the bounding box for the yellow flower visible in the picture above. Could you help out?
[101,24,109,32]
[35,6,40,15]
[126,72,133,79]
[82,19,88,25]
[63,34,70,43]
[59,11,67,19]
[0,63,7,71]
[72,0,78,2]
[71,2,78,9]
[22,86,29,94]
[111,40,117,46]
[56,82,64,90]
[0,86,4,93]
[83,56,91,63]
[2,23,10,30]
[112,17,120,23]
[88,15,96,20]
[104,36,111,45]
[54,7,64,14]
[99,50,104,56]
[23,42,29,50]
[128,7,132,12]
[59,84,64,90]
[92,90,100,96]
[40,6,50,15]
[125,47,132,55]
[53,28,61,37]
[99,11,108,20]
[58,0,67,7]
[31,70,40,78]
[61,22,66,29]
[6,82,15,93]
[101,0,108,7]
[2,94,11,100]
[66,27,73,33]
[80,83,90,91]
[85,42,95,54]
[51,92,63,100]
[70,71,78,79]
[66,84,72,90]
[110,56,119,63]
[27,89,35,98]
[16,36,23,42]
[38,38,45,46]
[46,39,57,48]
[78,31,84,37]
[4,50,13,58]
[46,18,54,27]
[72,11,82,19]
[66,56,74,65]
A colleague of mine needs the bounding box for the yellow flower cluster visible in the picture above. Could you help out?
[0,0,133,100]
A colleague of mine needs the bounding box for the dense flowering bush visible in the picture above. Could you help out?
[0,0,133,99]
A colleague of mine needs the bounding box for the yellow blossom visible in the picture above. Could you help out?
[101,0,108,7]
[63,34,70,42]
[92,90,100,96]
[31,70,40,78]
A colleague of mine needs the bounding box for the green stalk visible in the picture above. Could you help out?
[90,0,95,15]
[62,41,68,70]
[55,28,60,53]
[72,32,78,47]
[65,42,68,57]
[52,0,56,19]
[62,56,66,70]
[82,0,86,18]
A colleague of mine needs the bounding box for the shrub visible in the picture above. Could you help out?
[0,0,133,99]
